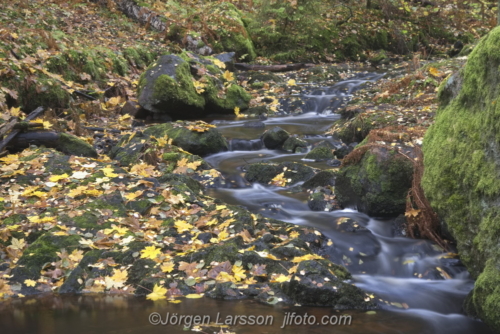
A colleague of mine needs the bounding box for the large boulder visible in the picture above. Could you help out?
[137,52,251,120]
[335,146,414,217]
[422,27,500,332]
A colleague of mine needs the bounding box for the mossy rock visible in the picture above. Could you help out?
[302,170,336,190]
[422,27,500,332]
[137,53,250,120]
[206,2,256,60]
[279,260,377,308]
[304,146,334,161]
[283,136,308,153]
[261,126,290,149]
[11,234,82,285]
[165,124,228,156]
[336,146,414,217]
[244,161,316,185]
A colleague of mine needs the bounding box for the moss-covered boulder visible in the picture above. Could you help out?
[302,170,336,190]
[422,27,500,332]
[304,146,335,161]
[283,136,308,153]
[244,161,316,185]
[336,146,414,217]
[163,124,228,156]
[137,53,251,120]
[261,126,290,149]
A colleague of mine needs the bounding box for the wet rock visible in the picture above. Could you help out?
[161,123,229,156]
[283,136,308,153]
[120,100,140,117]
[302,170,336,189]
[244,161,316,185]
[327,159,342,167]
[229,138,263,151]
[279,260,378,309]
[334,141,357,159]
[261,126,290,149]
[336,145,414,217]
[307,187,341,212]
[304,146,334,161]
[392,214,408,237]
[137,52,251,120]
[213,52,236,71]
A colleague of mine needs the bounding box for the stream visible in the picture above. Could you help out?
[0,71,494,334]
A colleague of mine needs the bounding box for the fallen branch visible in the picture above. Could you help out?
[0,107,44,154]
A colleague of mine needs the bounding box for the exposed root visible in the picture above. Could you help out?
[342,126,447,249]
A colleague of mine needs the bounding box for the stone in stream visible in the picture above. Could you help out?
[137,52,251,120]
[422,26,500,332]
[307,187,342,212]
[283,136,308,153]
[261,126,290,149]
[244,161,316,185]
[304,141,335,161]
[335,145,414,217]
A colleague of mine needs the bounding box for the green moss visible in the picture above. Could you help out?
[336,148,413,217]
[152,63,205,110]
[304,146,334,161]
[422,27,500,332]
[57,133,98,158]
[12,234,81,281]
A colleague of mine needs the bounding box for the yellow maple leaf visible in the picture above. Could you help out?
[218,230,229,240]
[223,70,234,82]
[111,269,128,283]
[273,274,290,283]
[24,279,37,287]
[174,220,192,233]
[9,107,21,117]
[216,271,235,283]
[186,160,201,170]
[232,265,246,282]
[160,261,175,273]
[289,231,300,239]
[193,80,206,94]
[287,79,296,86]
[212,59,226,69]
[291,254,323,263]
[428,67,443,77]
[270,173,287,187]
[140,246,162,260]
[9,238,26,250]
[68,186,88,198]
[106,96,121,108]
[405,208,421,218]
[28,216,56,224]
[49,173,69,182]
[185,293,204,299]
[147,284,167,301]
[234,107,240,117]
[124,190,144,201]
[102,167,118,177]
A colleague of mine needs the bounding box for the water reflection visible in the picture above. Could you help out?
[0,294,493,334]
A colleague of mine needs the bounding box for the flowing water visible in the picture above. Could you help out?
[0,72,493,334]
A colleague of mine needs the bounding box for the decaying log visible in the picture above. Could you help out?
[0,107,44,153]
[8,131,60,150]
[234,63,314,72]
